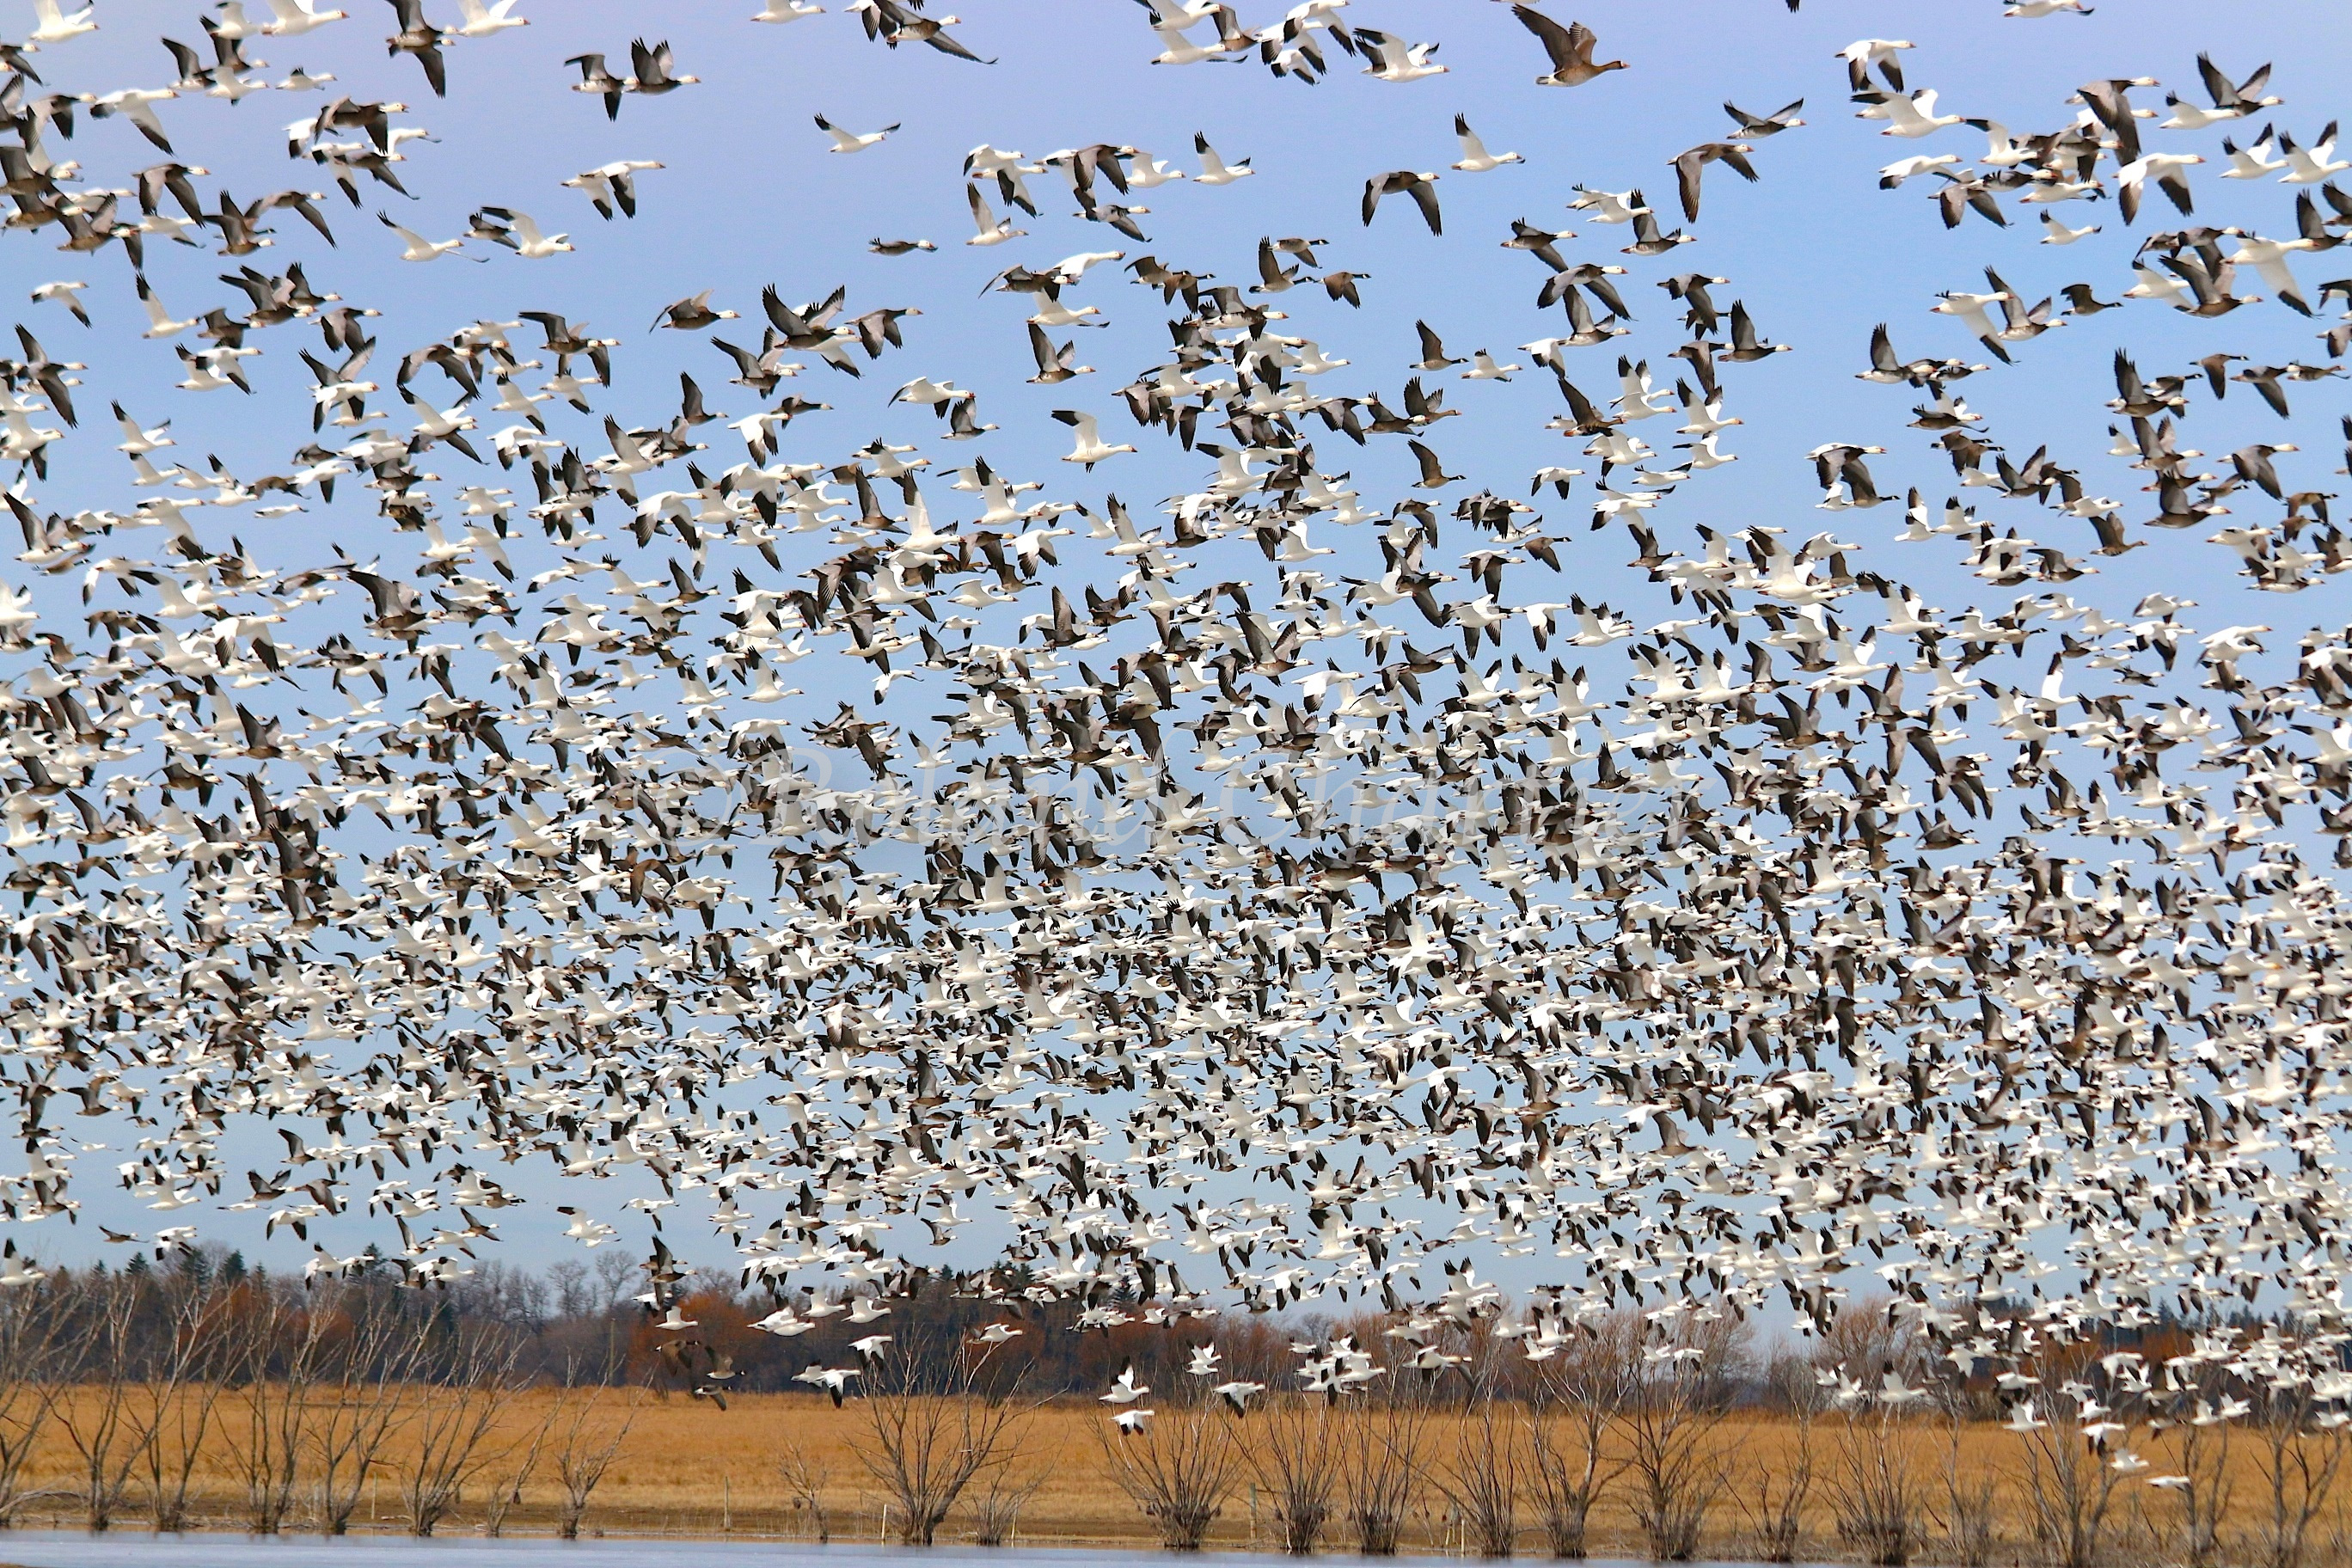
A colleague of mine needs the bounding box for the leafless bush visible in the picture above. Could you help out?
[1342,1389,1427,1555]
[1738,1412,1812,1564]
[2149,1369,2234,1568]
[1620,1323,1732,1562]
[136,1278,240,1533]
[480,1388,560,1538]
[225,1290,331,1533]
[396,1320,526,1535]
[554,1381,640,1540]
[853,1323,1035,1546]
[775,1441,835,1543]
[2011,1367,2131,1568]
[1099,1402,1242,1551]
[51,1274,150,1530]
[1436,1392,1522,1559]
[1829,1404,1926,1566]
[0,1278,72,1525]
[1938,1410,2000,1568]
[309,1295,419,1534]
[1526,1323,1632,1559]
[2250,1386,2347,1568]
[1246,1393,1342,1554]
[965,1467,1042,1546]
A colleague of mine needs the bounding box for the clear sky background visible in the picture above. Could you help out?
[9,0,2352,1289]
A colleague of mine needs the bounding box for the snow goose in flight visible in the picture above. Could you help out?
[1834,38,1912,93]
[454,0,528,39]
[136,278,198,339]
[1100,1361,1151,1404]
[1191,132,1252,185]
[751,0,824,18]
[1053,409,1136,468]
[965,183,1025,245]
[472,206,571,257]
[28,0,98,47]
[384,0,452,97]
[1874,89,1964,138]
[377,211,472,260]
[1353,28,1445,83]
[1568,185,1646,224]
[566,52,626,119]
[1450,116,1521,172]
[626,38,698,99]
[263,0,350,34]
[29,281,87,326]
[562,160,663,219]
[1724,98,1804,138]
[1670,140,1757,221]
[815,114,897,153]
[1125,150,1185,187]
[2277,124,2348,184]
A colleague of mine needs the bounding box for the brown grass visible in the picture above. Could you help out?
[3,1391,2337,1558]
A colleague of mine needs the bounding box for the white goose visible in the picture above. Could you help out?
[1191,132,1253,185]
[453,0,528,38]
[1053,409,1136,468]
[815,113,898,153]
[379,212,468,261]
[1450,115,1522,173]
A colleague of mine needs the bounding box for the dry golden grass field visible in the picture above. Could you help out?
[8,1390,2348,1559]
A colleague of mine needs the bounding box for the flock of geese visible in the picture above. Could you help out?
[0,0,2349,1426]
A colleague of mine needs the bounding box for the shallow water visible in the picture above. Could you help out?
[0,1532,1798,1568]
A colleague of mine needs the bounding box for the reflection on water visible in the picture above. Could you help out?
[0,1533,1814,1568]
[0,1531,1517,1568]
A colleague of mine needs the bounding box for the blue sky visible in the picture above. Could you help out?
[25,0,2352,618]
[11,0,2352,1293]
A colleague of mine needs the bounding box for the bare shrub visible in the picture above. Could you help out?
[853,1321,1035,1547]
[51,1272,150,1530]
[2250,1383,2348,1568]
[0,1275,73,1525]
[138,1274,237,1533]
[1436,1391,1522,1559]
[775,1440,836,1543]
[1099,1402,1242,1551]
[1620,1320,1735,1561]
[309,1292,420,1534]
[480,1389,561,1538]
[1246,1393,1343,1554]
[965,1467,1042,1546]
[1342,1388,1427,1555]
[554,1381,640,1540]
[2010,1356,2134,1568]
[225,1289,332,1533]
[396,1320,525,1535]
[2149,1363,2235,1568]
[1829,1402,1926,1566]
[1939,1408,2000,1568]
[1526,1321,1632,1559]
[1739,1418,1813,1564]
